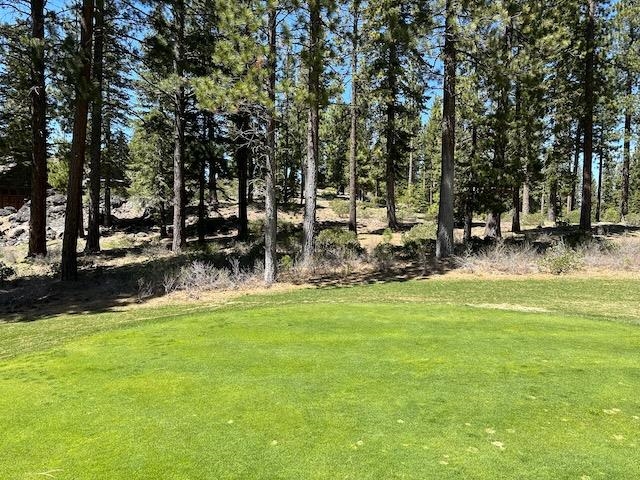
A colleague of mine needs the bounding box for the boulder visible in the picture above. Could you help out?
[9,227,26,239]
[49,205,66,216]
[47,194,67,206]
[14,206,30,223]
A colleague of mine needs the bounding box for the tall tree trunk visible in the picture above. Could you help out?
[621,71,632,218]
[208,159,218,206]
[511,186,521,233]
[159,201,167,238]
[104,164,111,227]
[28,0,47,257]
[385,43,399,230]
[408,140,414,186]
[302,0,321,263]
[172,0,186,252]
[463,202,472,244]
[580,0,596,232]
[548,181,558,223]
[264,5,278,283]
[198,126,207,244]
[436,0,456,259]
[103,116,112,227]
[522,181,530,215]
[300,167,304,206]
[86,0,104,253]
[78,194,85,238]
[347,0,360,234]
[569,122,582,213]
[206,116,217,208]
[235,113,250,241]
[247,152,254,204]
[208,158,218,207]
[596,126,604,223]
[484,212,501,239]
[61,0,93,280]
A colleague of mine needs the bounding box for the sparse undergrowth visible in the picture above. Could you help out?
[456,234,640,275]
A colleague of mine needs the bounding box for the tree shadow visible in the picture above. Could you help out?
[298,258,456,289]
[0,235,264,322]
[2,222,638,323]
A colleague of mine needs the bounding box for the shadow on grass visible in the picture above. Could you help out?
[0,233,265,322]
[300,257,456,290]
[2,222,638,322]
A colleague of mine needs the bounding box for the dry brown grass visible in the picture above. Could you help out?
[582,235,640,272]
[455,242,541,275]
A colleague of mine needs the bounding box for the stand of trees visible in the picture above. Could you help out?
[0,0,639,279]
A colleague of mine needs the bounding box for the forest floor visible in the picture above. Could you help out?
[1,278,639,479]
[1,188,640,320]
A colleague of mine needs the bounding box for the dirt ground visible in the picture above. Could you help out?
[1,192,639,321]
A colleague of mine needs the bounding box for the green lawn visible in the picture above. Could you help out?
[1,278,640,479]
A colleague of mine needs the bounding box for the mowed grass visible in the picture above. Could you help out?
[1,278,640,479]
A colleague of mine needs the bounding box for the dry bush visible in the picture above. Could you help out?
[455,242,540,275]
[279,253,365,283]
[581,236,640,271]
[154,258,266,296]
[177,260,236,291]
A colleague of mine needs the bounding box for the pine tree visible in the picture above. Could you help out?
[264,0,278,283]
[61,0,94,281]
[615,0,640,218]
[436,0,456,258]
[28,0,48,257]
[362,0,430,230]
[86,0,105,253]
[301,0,323,262]
[348,0,361,233]
[580,0,597,232]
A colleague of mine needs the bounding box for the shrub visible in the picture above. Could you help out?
[382,228,393,244]
[539,242,584,274]
[357,202,373,219]
[248,219,265,237]
[522,212,545,226]
[424,202,439,222]
[601,207,621,224]
[316,228,362,262]
[564,210,581,224]
[47,158,69,193]
[279,254,294,271]
[372,242,394,271]
[401,222,436,254]
[398,186,430,214]
[624,212,640,226]
[370,196,385,207]
[397,206,418,223]
[402,222,436,273]
[329,199,350,218]
[0,262,16,282]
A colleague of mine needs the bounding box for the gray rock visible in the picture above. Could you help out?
[0,206,17,215]
[110,196,125,208]
[14,206,30,223]
[49,205,66,215]
[9,227,26,239]
[48,194,66,206]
